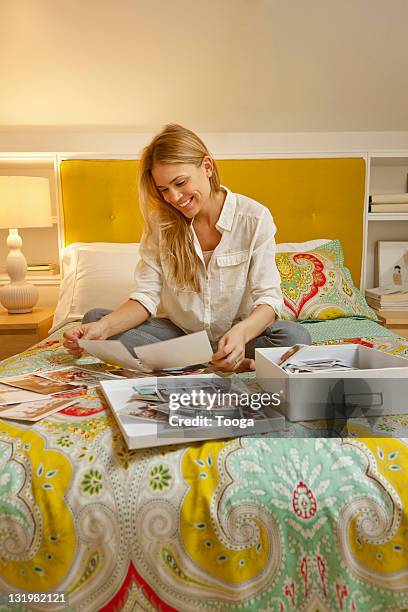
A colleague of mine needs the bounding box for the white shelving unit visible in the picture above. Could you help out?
[364,153,408,290]
[367,213,408,221]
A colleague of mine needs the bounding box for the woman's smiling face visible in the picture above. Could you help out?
[151,158,213,219]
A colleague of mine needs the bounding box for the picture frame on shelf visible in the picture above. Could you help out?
[377,241,408,287]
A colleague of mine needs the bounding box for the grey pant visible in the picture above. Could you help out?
[82,308,311,359]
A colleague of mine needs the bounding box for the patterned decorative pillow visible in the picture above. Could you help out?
[276,240,377,322]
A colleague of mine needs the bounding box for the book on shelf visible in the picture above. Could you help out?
[370,194,408,205]
[370,203,408,213]
[26,263,60,275]
[365,286,408,310]
[366,297,408,308]
[100,374,285,449]
[367,300,408,312]
[376,310,408,321]
[365,287,408,300]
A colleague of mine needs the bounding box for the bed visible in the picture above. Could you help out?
[1,158,408,612]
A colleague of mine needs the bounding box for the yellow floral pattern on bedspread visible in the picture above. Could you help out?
[0,329,408,611]
[0,421,75,590]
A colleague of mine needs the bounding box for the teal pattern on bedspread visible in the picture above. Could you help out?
[0,323,408,611]
[303,316,399,342]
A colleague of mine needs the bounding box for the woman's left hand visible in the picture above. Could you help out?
[211,324,254,372]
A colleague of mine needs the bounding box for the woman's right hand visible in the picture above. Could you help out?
[63,320,109,357]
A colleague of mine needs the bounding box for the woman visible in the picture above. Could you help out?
[63,124,311,371]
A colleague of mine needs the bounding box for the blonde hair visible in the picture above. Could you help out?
[139,124,221,292]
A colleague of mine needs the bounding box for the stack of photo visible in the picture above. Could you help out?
[0,366,123,422]
[100,374,285,449]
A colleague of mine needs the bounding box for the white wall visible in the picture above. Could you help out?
[2,1,408,310]
[1,0,408,133]
[1,130,408,155]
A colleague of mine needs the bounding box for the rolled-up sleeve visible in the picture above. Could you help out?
[129,231,162,316]
[248,208,284,317]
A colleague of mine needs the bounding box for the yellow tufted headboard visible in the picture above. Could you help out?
[59,157,365,285]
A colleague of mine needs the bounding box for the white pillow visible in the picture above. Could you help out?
[52,242,140,332]
[276,238,331,252]
[51,239,331,333]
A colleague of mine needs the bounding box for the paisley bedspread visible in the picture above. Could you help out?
[1,324,408,612]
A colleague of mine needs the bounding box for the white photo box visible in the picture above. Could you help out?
[255,344,408,421]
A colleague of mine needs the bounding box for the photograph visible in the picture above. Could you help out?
[0,398,78,422]
[99,367,142,378]
[0,383,49,406]
[0,374,76,395]
[37,367,120,387]
[75,363,125,376]
[155,377,251,414]
[118,403,168,423]
[130,383,162,402]
[377,241,408,287]
[156,365,208,376]
[241,407,271,421]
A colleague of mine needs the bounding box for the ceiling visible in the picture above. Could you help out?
[1,0,408,133]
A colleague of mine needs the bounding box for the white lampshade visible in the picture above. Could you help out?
[0,176,52,229]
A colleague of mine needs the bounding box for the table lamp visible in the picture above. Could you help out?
[0,176,52,313]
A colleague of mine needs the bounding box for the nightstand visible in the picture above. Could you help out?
[374,309,408,340]
[0,307,54,360]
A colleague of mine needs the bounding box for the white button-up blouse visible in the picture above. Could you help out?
[129,187,283,343]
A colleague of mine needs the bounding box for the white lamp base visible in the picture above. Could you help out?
[0,283,39,314]
[0,229,39,314]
